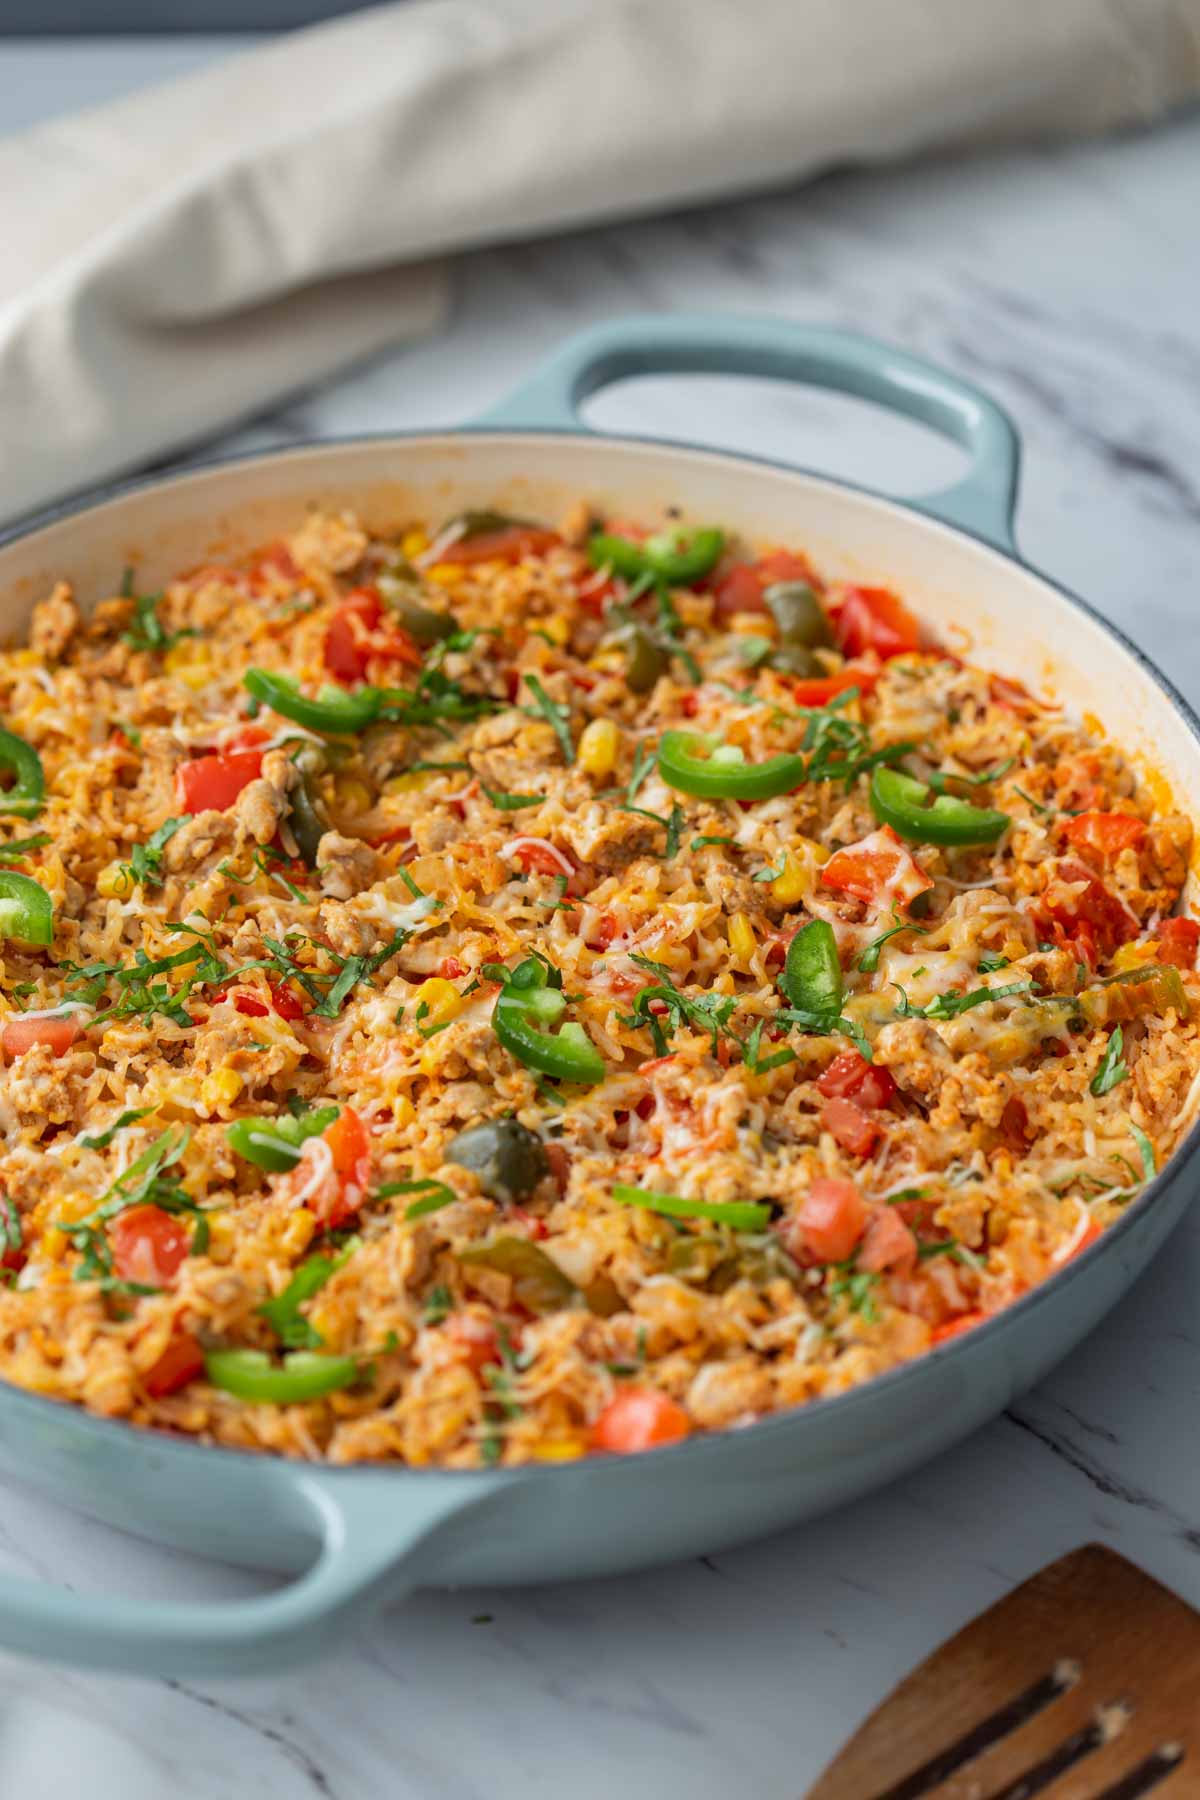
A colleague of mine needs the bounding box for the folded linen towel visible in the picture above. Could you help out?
[2,0,1198,523]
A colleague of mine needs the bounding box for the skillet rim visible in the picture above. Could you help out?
[1,422,1198,1488]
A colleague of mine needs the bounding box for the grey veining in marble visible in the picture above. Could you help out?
[2,43,1200,1800]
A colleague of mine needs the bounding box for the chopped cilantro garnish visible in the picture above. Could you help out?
[79,1107,154,1151]
[1090,1025,1129,1097]
[118,816,186,891]
[524,675,574,762]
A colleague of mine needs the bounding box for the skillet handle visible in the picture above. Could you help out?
[0,1469,505,1677]
[478,311,1020,554]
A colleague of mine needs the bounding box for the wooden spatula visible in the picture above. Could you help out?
[807,1546,1198,1799]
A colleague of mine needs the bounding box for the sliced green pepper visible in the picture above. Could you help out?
[613,1183,771,1231]
[778,919,842,1024]
[204,1348,359,1403]
[227,1105,339,1173]
[287,770,328,867]
[375,577,456,645]
[643,527,725,587]
[456,1234,578,1312]
[587,526,725,588]
[587,532,651,581]
[0,728,44,819]
[657,730,806,801]
[763,583,833,649]
[0,870,53,947]
[244,669,381,734]
[623,623,669,693]
[871,767,1009,847]
[491,957,605,1084]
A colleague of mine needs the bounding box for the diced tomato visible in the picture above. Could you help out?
[1159,917,1200,969]
[1041,859,1138,956]
[712,550,818,621]
[859,1207,917,1275]
[446,1313,503,1375]
[930,1310,985,1346]
[585,912,619,952]
[789,1177,867,1264]
[110,1205,191,1288]
[792,665,880,706]
[821,1096,882,1158]
[999,1095,1031,1149]
[1062,811,1145,864]
[176,748,264,814]
[820,825,934,911]
[216,979,306,1021]
[576,573,616,618]
[2,1016,82,1060]
[834,586,922,661]
[511,840,574,877]
[437,526,560,567]
[225,724,271,752]
[144,1330,205,1398]
[249,541,301,587]
[324,586,422,685]
[590,1387,691,1454]
[510,1206,549,1241]
[817,1051,897,1110]
[316,1106,371,1229]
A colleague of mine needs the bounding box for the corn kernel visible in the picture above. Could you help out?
[207,1214,237,1260]
[537,615,570,647]
[771,852,807,906]
[281,1208,317,1258]
[401,528,429,560]
[200,1067,243,1113]
[530,1438,586,1463]
[577,717,620,779]
[728,912,757,962]
[96,860,133,899]
[1112,939,1159,972]
[309,1305,342,1350]
[587,650,625,674]
[334,775,372,816]
[413,978,463,1031]
[164,639,214,689]
[390,1094,416,1128]
[426,564,466,588]
[42,1228,67,1263]
[383,770,433,795]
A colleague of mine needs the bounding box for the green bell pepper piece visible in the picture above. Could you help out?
[587,532,652,581]
[227,1105,340,1173]
[287,771,328,867]
[244,669,382,734]
[778,919,842,1024]
[0,727,44,819]
[204,1348,359,1403]
[657,730,806,801]
[0,870,53,947]
[643,527,725,587]
[588,526,724,589]
[491,958,605,1084]
[871,766,1010,847]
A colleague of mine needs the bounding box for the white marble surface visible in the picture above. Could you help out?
[4,38,1200,1799]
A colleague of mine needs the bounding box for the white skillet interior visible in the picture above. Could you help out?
[3,431,1197,903]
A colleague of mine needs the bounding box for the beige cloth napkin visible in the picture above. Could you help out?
[3,0,1198,526]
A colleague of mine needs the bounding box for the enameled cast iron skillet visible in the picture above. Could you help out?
[0,314,1197,1676]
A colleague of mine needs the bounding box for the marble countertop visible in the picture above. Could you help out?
[4,38,1200,1800]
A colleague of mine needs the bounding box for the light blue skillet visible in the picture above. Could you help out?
[0,313,1196,1676]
